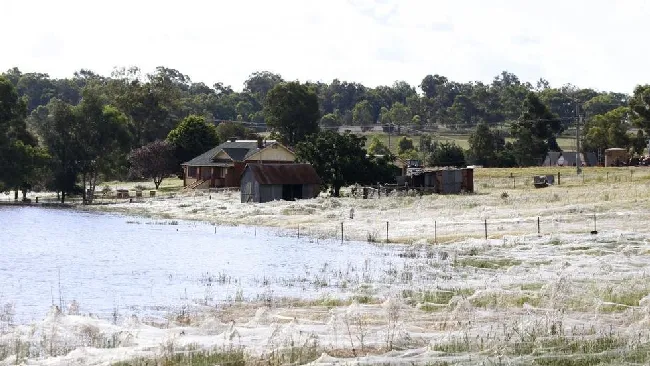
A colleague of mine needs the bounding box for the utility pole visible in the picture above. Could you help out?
[576,104,582,175]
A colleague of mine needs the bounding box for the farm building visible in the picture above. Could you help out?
[240,164,321,203]
[182,139,295,189]
[542,151,598,167]
[604,148,628,167]
[398,168,474,194]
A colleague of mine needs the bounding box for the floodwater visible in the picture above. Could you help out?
[0,207,404,323]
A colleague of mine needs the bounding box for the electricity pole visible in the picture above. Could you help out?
[576,106,582,175]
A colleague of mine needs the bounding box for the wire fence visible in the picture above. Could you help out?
[267,211,636,246]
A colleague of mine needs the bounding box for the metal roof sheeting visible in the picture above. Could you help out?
[245,164,321,185]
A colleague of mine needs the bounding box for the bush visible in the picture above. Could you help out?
[427,142,466,167]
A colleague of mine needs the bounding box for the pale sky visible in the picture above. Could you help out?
[2,0,649,94]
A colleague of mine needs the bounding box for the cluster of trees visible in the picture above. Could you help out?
[2,65,650,200]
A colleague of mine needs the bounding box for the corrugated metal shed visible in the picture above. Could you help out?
[402,167,474,194]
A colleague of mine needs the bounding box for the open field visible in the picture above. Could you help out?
[363,132,577,154]
[4,167,650,365]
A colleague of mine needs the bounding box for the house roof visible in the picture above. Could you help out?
[182,140,279,166]
[244,163,321,185]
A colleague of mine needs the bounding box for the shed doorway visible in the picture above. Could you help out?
[282,184,303,201]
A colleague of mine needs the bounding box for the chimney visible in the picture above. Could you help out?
[229,137,237,142]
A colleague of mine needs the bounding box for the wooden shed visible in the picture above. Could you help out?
[241,164,321,203]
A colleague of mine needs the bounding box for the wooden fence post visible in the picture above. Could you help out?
[484,219,488,240]
[386,221,389,243]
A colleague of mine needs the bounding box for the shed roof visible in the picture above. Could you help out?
[245,164,321,185]
[182,140,280,166]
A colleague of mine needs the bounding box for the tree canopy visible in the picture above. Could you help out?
[166,115,220,166]
[128,140,176,189]
[263,81,320,146]
[295,131,396,197]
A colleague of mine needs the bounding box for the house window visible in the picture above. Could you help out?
[219,168,227,178]
[188,167,197,178]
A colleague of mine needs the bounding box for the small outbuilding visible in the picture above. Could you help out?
[240,164,321,203]
[401,167,474,194]
[604,148,628,167]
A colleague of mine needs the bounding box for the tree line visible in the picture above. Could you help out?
[1,66,650,200]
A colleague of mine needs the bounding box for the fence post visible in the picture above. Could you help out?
[484,219,488,240]
[434,220,437,244]
[341,222,344,243]
[558,172,561,185]
[537,217,540,235]
[386,221,389,243]
[512,177,515,189]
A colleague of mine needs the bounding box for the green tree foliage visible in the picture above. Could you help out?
[510,92,563,166]
[128,140,176,189]
[397,137,415,155]
[0,76,49,199]
[389,102,411,133]
[352,100,374,126]
[320,113,340,127]
[367,136,391,156]
[243,71,284,104]
[426,142,466,167]
[215,121,257,142]
[468,123,497,166]
[379,106,391,125]
[295,131,396,196]
[166,115,220,166]
[630,85,650,134]
[450,94,478,126]
[74,88,132,202]
[39,99,79,203]
[582,107,631,153]
[264,81,320,146]
[4,140,50,200]
[583,93,627,118]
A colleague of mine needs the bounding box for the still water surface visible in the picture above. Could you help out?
[0,207,403,323]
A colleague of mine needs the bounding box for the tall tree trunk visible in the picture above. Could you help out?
[88,171,97,204]
[82,172,87,204]
[61,191,66,204]
[14,190,18,200]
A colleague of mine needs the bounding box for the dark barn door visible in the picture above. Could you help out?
[282,184,303,201]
